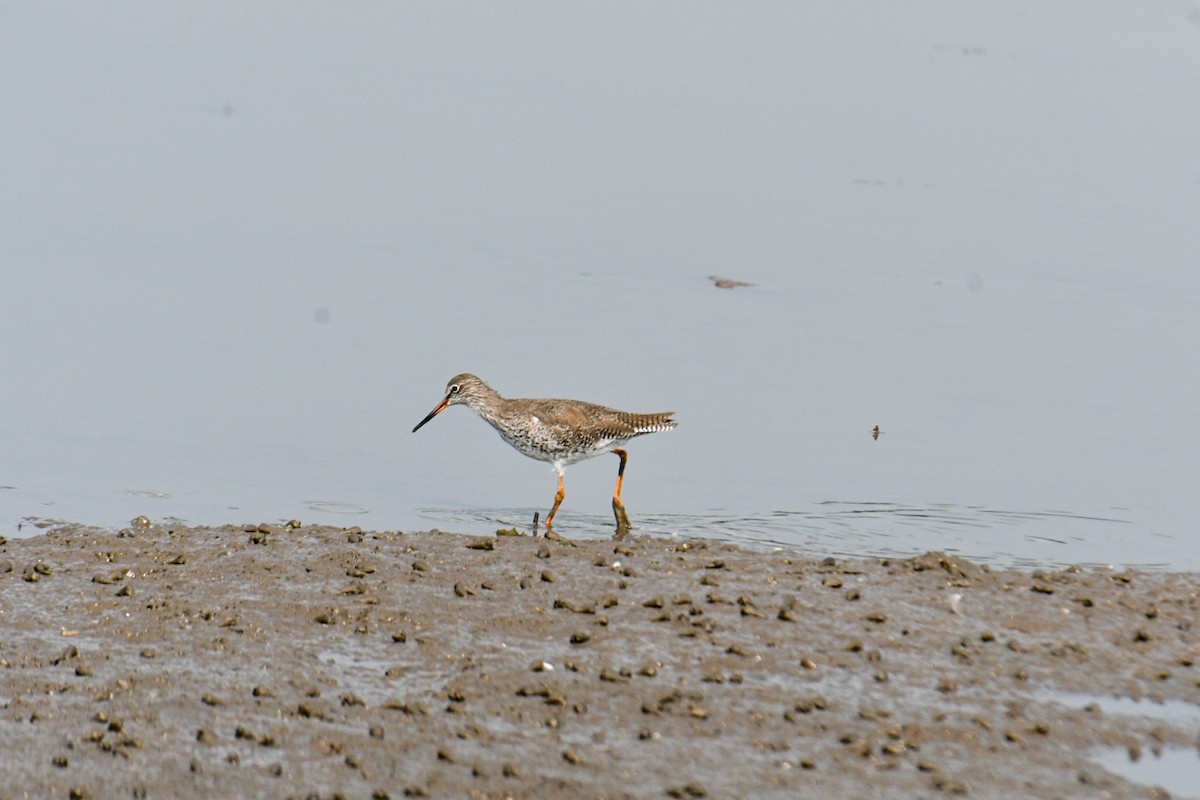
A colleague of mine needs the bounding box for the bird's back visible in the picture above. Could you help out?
[483,397,676,466]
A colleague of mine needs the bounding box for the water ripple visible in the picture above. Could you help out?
[418,502,1157,571]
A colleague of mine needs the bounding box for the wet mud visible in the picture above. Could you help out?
[1,521,1197,799]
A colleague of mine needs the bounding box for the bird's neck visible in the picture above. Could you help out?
[463,385,506,421]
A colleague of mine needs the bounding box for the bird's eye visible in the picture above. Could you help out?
[449,384,460,395]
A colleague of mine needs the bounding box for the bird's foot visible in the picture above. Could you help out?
[544,527,575,545]
[613,498,632,537]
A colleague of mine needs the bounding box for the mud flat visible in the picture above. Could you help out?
[1,521,1197,799]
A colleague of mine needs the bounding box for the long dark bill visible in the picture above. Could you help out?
[412,398,449,432]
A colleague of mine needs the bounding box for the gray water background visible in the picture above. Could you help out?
[3,2,1199,570]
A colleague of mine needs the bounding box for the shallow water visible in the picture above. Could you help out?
[1090,747,1200,800]
[1036,690,1200,799]
[424,503,1148,571]
[3,3,1198,570]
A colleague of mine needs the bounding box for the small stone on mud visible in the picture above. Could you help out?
[1004,728,1028,747]
[383,700,428,715]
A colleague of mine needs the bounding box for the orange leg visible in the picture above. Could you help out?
[612,449,632,531]
[545,469,565,528]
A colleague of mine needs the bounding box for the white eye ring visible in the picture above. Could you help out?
[449,384,460,395]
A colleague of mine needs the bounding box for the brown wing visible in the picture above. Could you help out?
[528,400,675,443]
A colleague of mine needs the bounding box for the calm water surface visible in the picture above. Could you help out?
[2,3,1198,571]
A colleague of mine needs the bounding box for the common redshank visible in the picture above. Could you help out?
[412,374,676,533]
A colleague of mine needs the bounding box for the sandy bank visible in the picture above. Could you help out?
[1,521,1196,799]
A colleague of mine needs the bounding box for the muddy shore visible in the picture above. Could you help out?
[0,521,1196,799]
